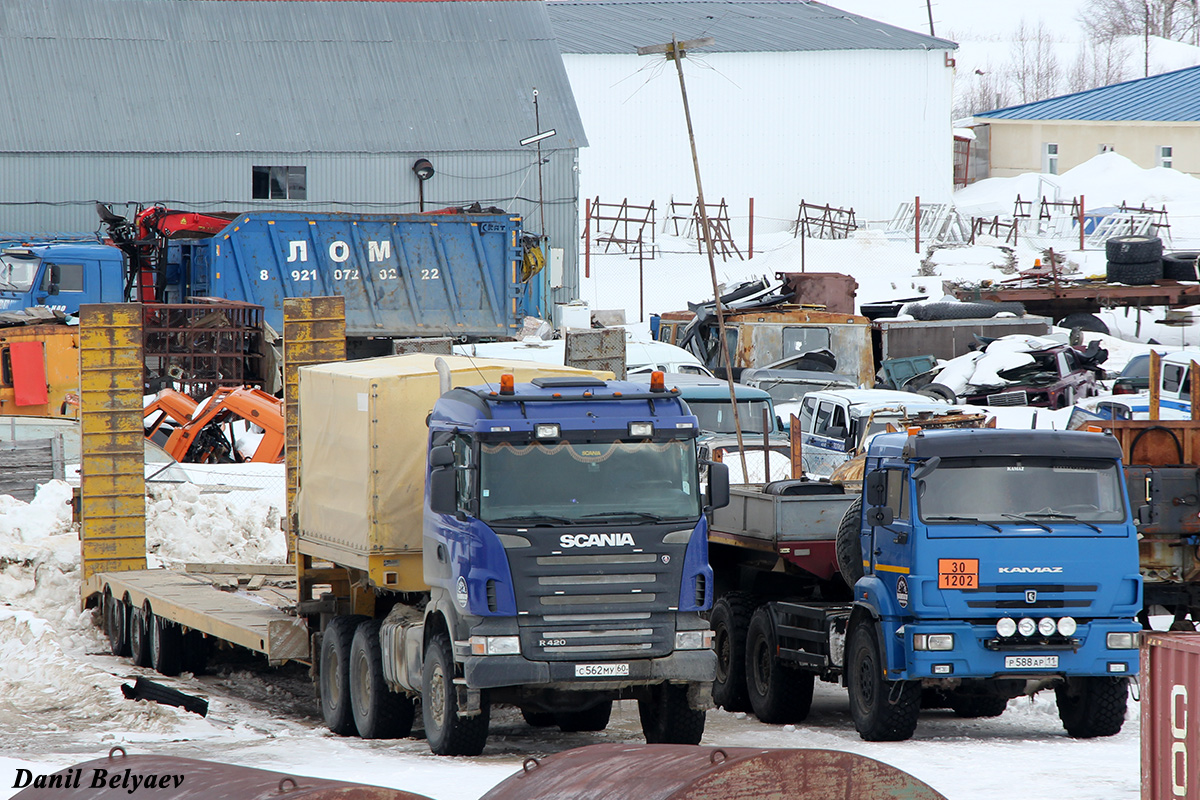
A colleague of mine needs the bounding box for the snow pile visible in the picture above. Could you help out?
[145,482,287,568]
[0,607,185,742]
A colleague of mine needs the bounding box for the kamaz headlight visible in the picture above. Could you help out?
[676,630,714,650]
[1018,617,1037,637]
[1107,632,1138,650]
[913,633,955,651]
[1038,617,1057,637]
[1057,617,1077,637]
[469,635,521,656]
[996,618,1017,638]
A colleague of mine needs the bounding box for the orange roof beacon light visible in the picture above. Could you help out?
[650,370,666,393]
[907,426,923,436]
[499,374,515,395]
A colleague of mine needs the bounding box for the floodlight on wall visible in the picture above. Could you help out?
[412,158,435,211]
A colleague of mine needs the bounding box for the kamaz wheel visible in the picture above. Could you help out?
[836,498,865,589]
[846,621,920,741]
[422,632,490,755]
[1055,676,1128,738]
[745,606,813,724]
[638,682,705,744]
[710,593,754,712]
[349,619,415,739]
[320,614,367,736]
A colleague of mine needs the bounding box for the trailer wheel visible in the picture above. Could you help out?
[846,621,920,741]
[710,593,754,712]
[128,602,152,668]
[638,683,705,744]
[103,586,129,657]
[948,691,1009,718]
[1057,312,1109,335]
[320,614,367,736]
[423,632,490,755]
[836,498,865,590]
[350,619,415,739]
[148,611,183,677]
[1055,676,1129,738]
[182,628,209,675]
[555,700,613,732]
[744,606,814,724]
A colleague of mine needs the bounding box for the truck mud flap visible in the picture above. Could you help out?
[11,748,435,800]
[479,743,948,800]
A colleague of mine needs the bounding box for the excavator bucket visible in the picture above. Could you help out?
[479,744,949,800]
[12,750,435,800]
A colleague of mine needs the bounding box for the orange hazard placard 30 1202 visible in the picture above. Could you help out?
[937,558,979,589]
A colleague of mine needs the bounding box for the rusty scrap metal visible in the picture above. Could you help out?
[479,744,948,800]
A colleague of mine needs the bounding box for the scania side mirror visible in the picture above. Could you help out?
[429,445,454,468]
[706,460,730,510]
[866,505,894,527]
[428,445,457,515]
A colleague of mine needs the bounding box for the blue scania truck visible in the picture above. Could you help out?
[0,206,543,353]
[295,355,729,755]
[707,427,1142,740]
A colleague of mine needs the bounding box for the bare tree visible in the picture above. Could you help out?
[1065,37,1132,92]
[954,61,1012,118]
[1009,20,1063,103]
[1083,0,1199,44]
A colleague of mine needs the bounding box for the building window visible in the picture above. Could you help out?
[1159,146,1173,169]
[252,166,307,200]
[1099,143,1115,153]
[1043,143,1059,175]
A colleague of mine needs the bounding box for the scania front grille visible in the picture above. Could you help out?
[503,531,687,661]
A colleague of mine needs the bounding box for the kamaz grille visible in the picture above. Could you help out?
[505,546,684,661]
[963,583,1097,612]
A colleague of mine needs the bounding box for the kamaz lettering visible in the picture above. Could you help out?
[998,566,1064,574]
[559,533,635,548]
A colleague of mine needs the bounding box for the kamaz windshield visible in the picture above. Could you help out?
[0,253,40,291]
[479,440,701,523]
[917,456,1126,525]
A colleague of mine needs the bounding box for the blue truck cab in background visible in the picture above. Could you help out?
[845,427,1142,740]
[0,211,543,347]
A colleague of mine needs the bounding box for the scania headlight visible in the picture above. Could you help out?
[629,421,654,438]
[535,423,561,439]
[676,630,714,650]
[469,635,521,656]
[1107,632,1138,650]
[913,633,955,651]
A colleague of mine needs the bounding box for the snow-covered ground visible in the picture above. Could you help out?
[0,477,1142,799]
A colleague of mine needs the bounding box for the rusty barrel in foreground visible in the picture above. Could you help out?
[479,744,948,800]
[12,748,434,800]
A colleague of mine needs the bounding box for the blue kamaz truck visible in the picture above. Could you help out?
[706,427,1142,740]
[0,205,543,353]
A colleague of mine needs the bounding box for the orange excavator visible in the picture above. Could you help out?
[143,386,284,464]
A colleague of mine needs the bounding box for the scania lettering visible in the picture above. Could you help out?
[560,533,636,548]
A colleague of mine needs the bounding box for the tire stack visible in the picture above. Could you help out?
[1105,235,1162,285]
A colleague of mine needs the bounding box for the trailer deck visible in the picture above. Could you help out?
[84,564,309,664]
[952,280,1200,318]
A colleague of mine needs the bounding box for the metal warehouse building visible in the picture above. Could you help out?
[0,0,588,304]
[546,0,957,229]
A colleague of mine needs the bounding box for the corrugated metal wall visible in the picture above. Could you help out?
[565,48,954,230]
[0,150,581,304]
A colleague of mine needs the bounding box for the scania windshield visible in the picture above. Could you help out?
[0,252,39,291]
[917,456,1126,525]
[479,440,701,524]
